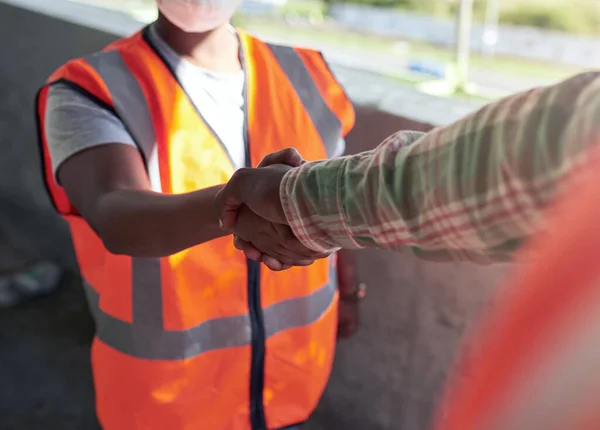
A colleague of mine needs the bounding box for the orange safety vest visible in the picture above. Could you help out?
[36,27,354,430]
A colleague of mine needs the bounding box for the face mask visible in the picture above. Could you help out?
[156,0,243,33]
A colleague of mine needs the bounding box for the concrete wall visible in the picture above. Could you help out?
[0,3,510,429]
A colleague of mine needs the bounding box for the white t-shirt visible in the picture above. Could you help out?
[44,24,344,176]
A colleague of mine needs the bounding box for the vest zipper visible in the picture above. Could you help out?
[237,33,267,430]
[247,260,267,430]
[142,25,268,429]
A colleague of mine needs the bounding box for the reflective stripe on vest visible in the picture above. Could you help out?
[266,44,342,158]
[75,47,339,361]
[84,276,336,360]
[84,45,343,162]
[84,50,162,192]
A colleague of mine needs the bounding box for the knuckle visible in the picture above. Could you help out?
[259,155,274,167]
[263,256,283,271]
[232,167,250,181]
[288,148,300,157]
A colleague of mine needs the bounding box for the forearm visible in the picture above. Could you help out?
[282,72,600,263]
[95,185,227,257]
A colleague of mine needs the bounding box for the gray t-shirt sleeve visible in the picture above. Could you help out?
[44,82,346,174]
[44,83,137,176]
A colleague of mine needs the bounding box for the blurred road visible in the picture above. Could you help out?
[262,34,554,95]
[240,1,565,94]
[0,2,511,429]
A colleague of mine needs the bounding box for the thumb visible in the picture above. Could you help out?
[214,182,244,231]
[258,148,306,168]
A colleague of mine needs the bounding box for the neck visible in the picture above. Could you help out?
[154,14,241,73]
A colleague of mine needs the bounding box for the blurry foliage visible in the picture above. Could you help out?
[319,0,600,34]
[499,1,600,35]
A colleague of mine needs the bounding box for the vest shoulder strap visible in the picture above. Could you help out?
[293,46,355,137]
[36,32,149,215]
[239,30,355,140]
[45,30,146,107]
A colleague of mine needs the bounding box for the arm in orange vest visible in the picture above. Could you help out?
[58,143,325,264]
[58,143,226,258]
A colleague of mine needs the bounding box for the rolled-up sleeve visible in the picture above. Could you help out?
[281,72,600,263]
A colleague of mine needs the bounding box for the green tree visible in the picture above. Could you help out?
[500,1,600,35]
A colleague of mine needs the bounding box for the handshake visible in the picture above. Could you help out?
[214,148,332,271]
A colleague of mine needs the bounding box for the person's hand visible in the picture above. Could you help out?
[217,148,333,270]
[215,148,304,231]
[233,205,329,271]
[336,251,365,340]
[337,299,360,339]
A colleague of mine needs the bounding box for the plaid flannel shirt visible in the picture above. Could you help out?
[280,72,600,263]
[280,71,600,430]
